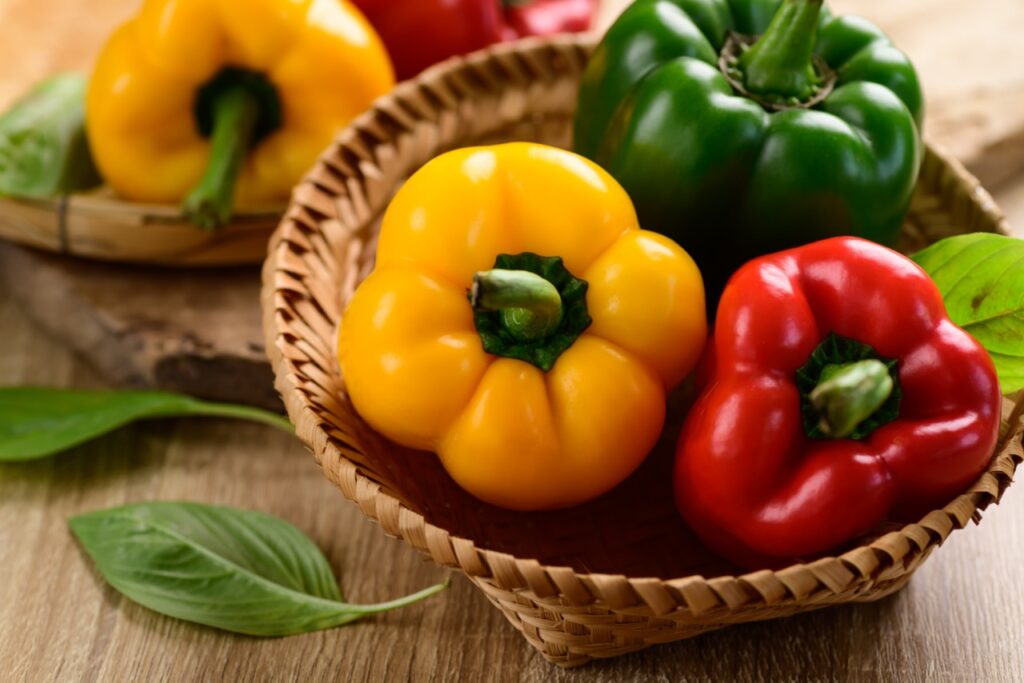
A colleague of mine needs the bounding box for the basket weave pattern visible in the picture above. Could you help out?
[261,36,1024,666]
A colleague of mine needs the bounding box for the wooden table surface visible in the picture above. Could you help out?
[2,1,1024,681]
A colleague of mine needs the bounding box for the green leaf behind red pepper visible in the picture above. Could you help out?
[913,233,1024,393]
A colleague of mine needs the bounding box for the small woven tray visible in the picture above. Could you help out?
[262,35,1024,666]
[0,190,279,266]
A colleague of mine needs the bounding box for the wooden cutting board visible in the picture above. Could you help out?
[1,0,1022,408]
[0,243,280,410]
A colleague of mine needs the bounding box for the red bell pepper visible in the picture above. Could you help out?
[351,0,596,80]
[674,237,1001,569]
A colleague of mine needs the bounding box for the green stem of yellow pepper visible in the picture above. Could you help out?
[809,359,894,439]
[182,85,260,230]
[739,0,824,103]
[471,269,564,342]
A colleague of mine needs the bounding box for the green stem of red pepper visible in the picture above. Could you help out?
[738,0,824,103]
[472,269,564,341]
[182,85,260,230]
[809,359,895,439]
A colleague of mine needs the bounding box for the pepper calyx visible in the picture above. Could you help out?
[471,253,591,372]
[183,68,282,229]
[809,360,894,439]
[796,333,901,441]
[737,0,825,101]
[194,67,282,144]
[472,269,564,342]
[719,32,836,112]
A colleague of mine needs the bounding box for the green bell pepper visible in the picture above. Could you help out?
[574,0,922,293]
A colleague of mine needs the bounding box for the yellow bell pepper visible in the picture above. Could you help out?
[87,0,394,228]
[339,143,707,510]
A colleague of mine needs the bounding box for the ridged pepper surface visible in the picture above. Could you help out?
[88,0,394,226]
[340,143,707,511]
[575,0,922,292]
[675,237,1000,569]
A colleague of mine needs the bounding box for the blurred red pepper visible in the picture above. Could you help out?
[674,237,1001,569]
[351,0,596,80]
[506,0,595,36]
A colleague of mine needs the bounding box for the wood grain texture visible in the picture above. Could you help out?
[0,243,279,410]
[0,0,1023,681]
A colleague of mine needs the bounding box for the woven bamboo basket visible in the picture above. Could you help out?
[261,35,1024,666]
[0,190,279,266]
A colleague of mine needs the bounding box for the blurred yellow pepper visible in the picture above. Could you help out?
[87,0,393,227]
[339,143,707,510]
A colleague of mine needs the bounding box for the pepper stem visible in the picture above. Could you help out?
[738,0,824,102]
[182,85,260,230]
[471,269,564,342]
[809,360,895,439]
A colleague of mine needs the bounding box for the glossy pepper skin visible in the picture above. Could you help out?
[674,237,1001,569]
[87,0,393,210]
[340,143,706,511]
[351,0,596,80]
[574,0,923,291]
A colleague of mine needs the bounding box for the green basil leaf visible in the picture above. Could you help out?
[912,233,1024,393]
[0,73,101,198]
[69,502,447,637]
[0,387,293,461]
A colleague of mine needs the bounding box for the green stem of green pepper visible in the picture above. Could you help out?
[182,85,260,230]
[809,359,894,439]
[738,0,824,103]
[471,269,564,342]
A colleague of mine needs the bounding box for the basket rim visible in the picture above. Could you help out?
[0,191,282,221]
[261,35,1024,618]
[0,190,282,266]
